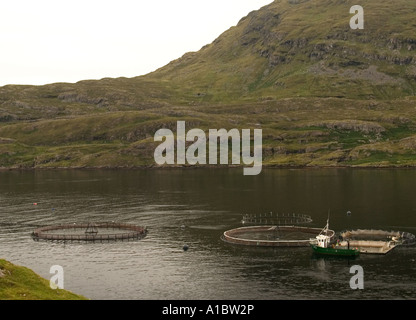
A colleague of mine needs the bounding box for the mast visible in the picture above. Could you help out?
[319,209,330,236]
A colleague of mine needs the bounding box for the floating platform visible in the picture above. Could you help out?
[31,222,148,242]
[339,229,416,254]
[222,225,334,247]
[338,240,397,254]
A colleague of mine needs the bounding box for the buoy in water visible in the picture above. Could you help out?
[183,244,189,251]
[33,203,38,206]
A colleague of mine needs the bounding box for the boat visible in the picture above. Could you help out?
[310,220,360,257]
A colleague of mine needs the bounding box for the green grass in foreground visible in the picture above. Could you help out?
[0,259,88,300]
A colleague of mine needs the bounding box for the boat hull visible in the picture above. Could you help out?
[310,244,360,257]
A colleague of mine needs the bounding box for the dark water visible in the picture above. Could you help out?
[0,168,415,300]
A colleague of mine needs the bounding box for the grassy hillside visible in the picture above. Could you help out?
[0,259,87,300]
[148,0,416,102]
[0,0,416,168]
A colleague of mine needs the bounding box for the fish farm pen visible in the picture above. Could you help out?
[339,229,416,254]
[31,222,148,242]
[241,212,313,226]
[222,225,334,247]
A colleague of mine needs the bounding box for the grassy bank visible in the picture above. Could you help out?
[0,259,88,300]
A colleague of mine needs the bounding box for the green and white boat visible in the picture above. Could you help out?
[310,220,360,257]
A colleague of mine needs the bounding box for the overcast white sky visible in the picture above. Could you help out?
[0,0,272,86]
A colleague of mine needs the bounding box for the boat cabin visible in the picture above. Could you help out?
[316,234,330,248]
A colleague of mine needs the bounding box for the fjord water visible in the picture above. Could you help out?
[0,168,415,300]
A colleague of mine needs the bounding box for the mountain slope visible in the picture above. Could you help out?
[1,0,416,169]
[146,0,416,102]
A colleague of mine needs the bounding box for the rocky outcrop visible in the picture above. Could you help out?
[58,92,109,107]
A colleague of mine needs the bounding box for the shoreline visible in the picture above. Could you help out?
[0,258,88,300]
[1,164,416,172]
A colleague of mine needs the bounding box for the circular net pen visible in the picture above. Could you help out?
[222,225,334,247]
[241,212,312,226]
[340,229,416,245]
[31,222,148,242]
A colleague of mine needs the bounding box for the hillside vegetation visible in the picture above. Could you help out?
[1,0,416,168]
[0,259,87,300]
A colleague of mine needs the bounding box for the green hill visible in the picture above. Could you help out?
[148,0,416,102]
[1,0,416,168]
[0,259,87,300]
